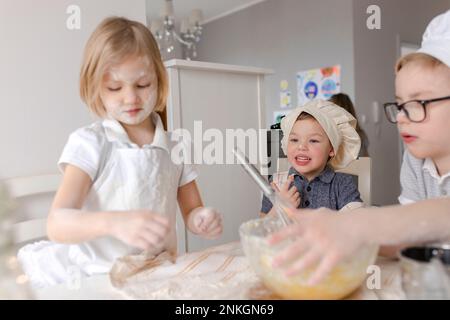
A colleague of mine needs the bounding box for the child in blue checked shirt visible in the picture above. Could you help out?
[261,99,363,216]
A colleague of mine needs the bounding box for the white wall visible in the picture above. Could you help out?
[0,0,146,180]
[196,0,355,128]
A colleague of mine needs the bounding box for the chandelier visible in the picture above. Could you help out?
[150,0,204,60]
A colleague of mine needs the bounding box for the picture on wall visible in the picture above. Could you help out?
[279,80,292,109]
[296,65,341,105]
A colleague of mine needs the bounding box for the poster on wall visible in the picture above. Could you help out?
[296,65,341,105]
[279,80,292,109]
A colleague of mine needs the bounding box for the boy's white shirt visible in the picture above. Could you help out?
[422,157,450,185]
[18,112,197,288]
[398,155,450,205]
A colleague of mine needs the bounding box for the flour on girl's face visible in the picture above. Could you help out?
[101,56,159,126]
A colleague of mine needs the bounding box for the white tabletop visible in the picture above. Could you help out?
[34,274,126,300]
[33,243,406,300]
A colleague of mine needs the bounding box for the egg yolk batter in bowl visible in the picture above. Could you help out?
[239,217,378,299]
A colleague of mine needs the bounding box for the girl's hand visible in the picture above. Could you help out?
[109,210,170,251]
[268,208,368,285]
[272,175,300,209]
[188,207,223,239]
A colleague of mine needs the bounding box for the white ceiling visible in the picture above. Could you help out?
[146,0,267,25]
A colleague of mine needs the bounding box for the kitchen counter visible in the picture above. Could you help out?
[34,242,406,300]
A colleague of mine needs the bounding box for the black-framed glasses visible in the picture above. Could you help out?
[383,95,450,123]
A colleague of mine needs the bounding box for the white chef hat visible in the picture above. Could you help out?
[418,10,450,67]
[280,99,361,170]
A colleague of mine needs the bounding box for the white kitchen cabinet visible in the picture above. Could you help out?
[164,59,273,253]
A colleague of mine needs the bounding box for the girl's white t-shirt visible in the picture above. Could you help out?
[18,112,197,288]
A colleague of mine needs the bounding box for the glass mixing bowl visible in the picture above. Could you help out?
[239,217,379,299]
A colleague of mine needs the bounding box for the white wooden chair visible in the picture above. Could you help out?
[277,157,372,206]
[2,174,61,245]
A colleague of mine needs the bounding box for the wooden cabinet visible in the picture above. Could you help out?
[164,59,273,253]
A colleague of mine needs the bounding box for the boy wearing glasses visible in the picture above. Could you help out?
[377,17,450,256]
[383,29,450,205]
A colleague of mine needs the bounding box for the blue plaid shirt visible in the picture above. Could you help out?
[261,166,362,213]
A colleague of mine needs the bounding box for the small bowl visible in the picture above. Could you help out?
[399,244,450,299]
[239,217,379,300]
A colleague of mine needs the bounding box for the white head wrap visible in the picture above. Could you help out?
[280,99,361,170]
[418,10,450,67]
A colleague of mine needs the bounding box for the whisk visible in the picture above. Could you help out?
[232,148,294,226]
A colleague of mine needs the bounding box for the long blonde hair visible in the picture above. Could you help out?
[79,17,168,118]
